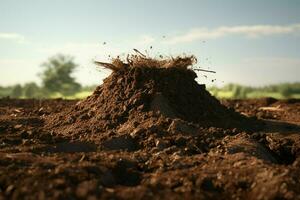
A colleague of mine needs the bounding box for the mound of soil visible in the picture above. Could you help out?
[45,66,255,149]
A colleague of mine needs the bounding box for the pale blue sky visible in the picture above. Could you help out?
[1,0,300,86]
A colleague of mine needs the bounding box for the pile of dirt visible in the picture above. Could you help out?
[45,55,258,152]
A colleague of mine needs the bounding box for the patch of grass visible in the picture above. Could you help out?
[208,83,300,99]
[246,92,283,99]
[73,91,92,99]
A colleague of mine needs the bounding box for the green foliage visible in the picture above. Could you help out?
[40,54,81,96]
[11,84,23,98]
[0,86,13,98]
[23,82,41,98]
[275,83,300,98]
[0,54,84,98]
[81,85,97,91]
[208,82,300,99]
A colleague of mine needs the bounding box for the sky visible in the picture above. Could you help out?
[0,0,300,87]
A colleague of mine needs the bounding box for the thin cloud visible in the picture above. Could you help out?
[166,23,300,44]
[0,33,26,43]
[242,57,300,68]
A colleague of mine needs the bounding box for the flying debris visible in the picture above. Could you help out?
[194,68,216,74]
[133,48,147,57]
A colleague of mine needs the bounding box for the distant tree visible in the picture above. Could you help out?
[0,86,13,98]
[11,84,23,98]
[278,84,292,98]
[40,54,81,96]
[23,82,40,98]
[231,84,248,99]
[223,83,235,92]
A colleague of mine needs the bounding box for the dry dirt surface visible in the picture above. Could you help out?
[1,67,300,200]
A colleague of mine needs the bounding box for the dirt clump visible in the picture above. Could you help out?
[45,55,253,148]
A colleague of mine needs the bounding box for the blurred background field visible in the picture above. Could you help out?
[1,54,299,100]
[2,82,299,100]
[208,83,300,99]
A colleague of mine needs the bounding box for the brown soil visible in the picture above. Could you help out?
[1,67,300,199]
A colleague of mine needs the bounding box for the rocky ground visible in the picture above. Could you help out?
[0,65,300,200]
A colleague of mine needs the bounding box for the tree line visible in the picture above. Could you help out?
[0,54,299,99]
[0,54,95,98]
[209,82,300,99]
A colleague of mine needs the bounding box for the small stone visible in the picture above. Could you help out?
[14,108,22,113]
[130,127,145,137]
[75,100,82,106]
[14,124,23,129]
[171,152,182,160]
[105,188,115,193]
[117,78,123,84]
[5,185,14,195]
[137,105,144,111]
[265,136,274,143]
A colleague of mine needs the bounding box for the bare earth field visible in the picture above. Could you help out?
[0,67,300,200]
